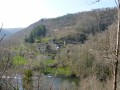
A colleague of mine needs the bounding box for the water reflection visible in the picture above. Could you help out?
[44,75,79,90]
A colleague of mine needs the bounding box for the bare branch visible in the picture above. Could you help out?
[86,0,100,5]
[0,23,6,43]
[0,23,3,32]
[115,0,119,6]
[0,34,6,43]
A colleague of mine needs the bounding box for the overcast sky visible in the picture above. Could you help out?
[0,0,116,28]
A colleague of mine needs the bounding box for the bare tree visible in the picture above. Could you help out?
[87,0,120,90]
[113,1,120,90]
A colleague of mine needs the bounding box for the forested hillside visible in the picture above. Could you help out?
[6,8,116,40]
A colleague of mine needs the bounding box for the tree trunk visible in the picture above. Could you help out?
[113,0,120,90]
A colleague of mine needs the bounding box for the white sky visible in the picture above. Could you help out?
[0,0,116,28]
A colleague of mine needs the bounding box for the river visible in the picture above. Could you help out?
[13,74,79,90]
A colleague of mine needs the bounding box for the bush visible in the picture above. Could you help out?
[23,69,33,90]
[93,62,113,81]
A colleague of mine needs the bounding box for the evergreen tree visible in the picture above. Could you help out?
[25,25,46,43]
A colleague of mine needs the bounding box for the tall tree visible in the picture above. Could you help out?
[113,1,120,90]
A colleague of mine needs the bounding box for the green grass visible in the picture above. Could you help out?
[43,59,72,76]
[35,39,41,43]
[44,67,72,76]
[12,55,27,66]
[45,67,56,74]
[41,37,51,43]
[44,59,57,65]
[57,67,72,76]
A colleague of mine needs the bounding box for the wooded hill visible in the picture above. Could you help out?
[5,7,117,44]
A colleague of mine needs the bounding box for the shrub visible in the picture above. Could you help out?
[23,69,33,90]
[93,61,113,81]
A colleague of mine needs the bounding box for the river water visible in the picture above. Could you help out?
[13,75,79,90]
